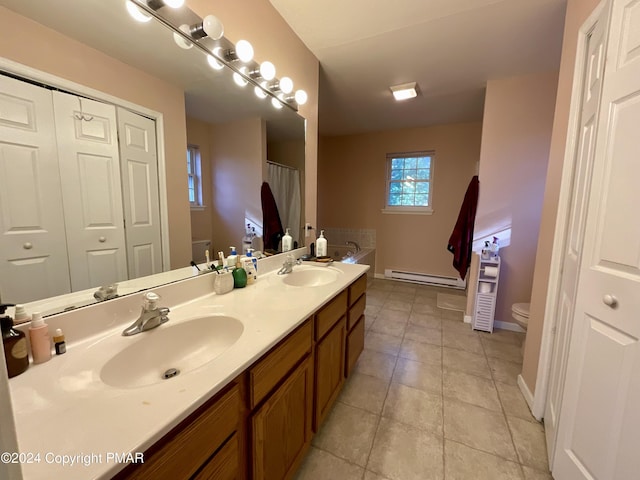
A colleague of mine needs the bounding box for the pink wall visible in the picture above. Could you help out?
[186,117,214,245]
[318,122,482,277]
[523,0,601,393]
[0,6,191,269]
[187,0,320,234]
[210,117,266,254]
[476,72,559,327]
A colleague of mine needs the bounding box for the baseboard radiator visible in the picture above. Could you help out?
[384,269,466,289]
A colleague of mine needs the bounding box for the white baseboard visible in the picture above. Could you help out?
[494,320,525,333]
[464,315,472,324]
[517,374,541,421]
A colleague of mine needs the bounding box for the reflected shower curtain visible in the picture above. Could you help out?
[267,162,301,246]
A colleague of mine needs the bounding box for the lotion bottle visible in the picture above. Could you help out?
[29,312,51,364]
[316,230,328,257]
[282,228,292,252]
[1,304,29,378]
[242,249,257,285]
[227,246,238,268]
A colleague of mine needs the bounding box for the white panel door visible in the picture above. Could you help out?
[116,107,162,279]
[553,1,640,478]
[0,75,71,302]
[544,9,609,461]
[52,91,127,292]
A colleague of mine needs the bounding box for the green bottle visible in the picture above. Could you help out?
[232,267,247,288]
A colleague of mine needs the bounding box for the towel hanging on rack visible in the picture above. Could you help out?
[447,176,479,279]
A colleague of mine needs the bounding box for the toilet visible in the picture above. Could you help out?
[511,302,530,331]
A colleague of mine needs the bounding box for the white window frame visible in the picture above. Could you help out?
[187,144,204,210]
[382,151,434,215]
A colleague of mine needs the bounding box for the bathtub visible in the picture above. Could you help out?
[329,245,376,278]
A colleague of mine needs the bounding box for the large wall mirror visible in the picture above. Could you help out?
[0,0,306,316]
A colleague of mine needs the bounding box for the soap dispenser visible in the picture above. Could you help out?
[1,304,29,378]
[227,246,238,268]
[316,230,328,257]
[282,228,293,252]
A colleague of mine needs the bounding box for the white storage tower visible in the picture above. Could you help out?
[472,256,500,333]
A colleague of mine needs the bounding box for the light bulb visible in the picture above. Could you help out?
[126,1,152,22]
[259,61,276,81]
[173,24,193,49]
[233,68,248,87]
[202,14,224,40]
[279,76,293,94]
[271,97,283,109]
[255,81,268,99]
[207,53,224,70]
[294,89,308,105]
[162,0,184,7]
[235,40,254,62]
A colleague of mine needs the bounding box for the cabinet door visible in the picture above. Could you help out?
[252,355,313,480]
[314,316,346,430]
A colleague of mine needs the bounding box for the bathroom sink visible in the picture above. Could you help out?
[100,316,243,389]
[282,266,341,287]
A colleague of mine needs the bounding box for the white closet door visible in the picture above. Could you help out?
[544,8,608,461]
[52,91,127,292]
[116,107,162,279]
[553,0,640,478]
[0,75,71,303]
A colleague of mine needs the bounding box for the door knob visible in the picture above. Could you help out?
[603,294,617,308]
[99,236,106,243]
[23,242,33,250]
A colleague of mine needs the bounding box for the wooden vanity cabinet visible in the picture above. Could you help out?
[249,320,314,480]
[114,381,242,480]
[313,291,348,430]
[346,274,367,376]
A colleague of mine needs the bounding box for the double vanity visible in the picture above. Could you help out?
[8,254,368,479]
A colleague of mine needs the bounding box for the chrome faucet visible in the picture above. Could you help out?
[277,254,302,275]
[122,292,170,336]
[345,240,361,252]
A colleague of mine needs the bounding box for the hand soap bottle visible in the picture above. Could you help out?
[242,249,257,285]
[1,304,29,378]
[227,246,238,268]
[282,228,292,252]
[29,312,51,364]
[316,230,328,257]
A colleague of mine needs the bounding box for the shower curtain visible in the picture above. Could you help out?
[267,162,301,246]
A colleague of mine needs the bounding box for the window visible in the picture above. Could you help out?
[187,145,203,209]
[384,151,434,214]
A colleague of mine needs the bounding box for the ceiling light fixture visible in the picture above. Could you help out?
[283,90,308,105]
[390,82,418,101]
[249,61,276,81]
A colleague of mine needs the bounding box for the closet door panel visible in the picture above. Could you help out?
[117,107,162,279]
[53,91,127,292]
[0,75,70,302]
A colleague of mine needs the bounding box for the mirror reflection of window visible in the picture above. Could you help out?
[187,145,203,208]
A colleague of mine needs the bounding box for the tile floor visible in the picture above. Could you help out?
[294,278,552,480]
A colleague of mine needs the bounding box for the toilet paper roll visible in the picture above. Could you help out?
[483,266,499,278]
[479,282,492,293]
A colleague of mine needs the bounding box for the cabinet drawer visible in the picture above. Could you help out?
[193,433,239,480]
[250,319,313,408]
[347,294,366,331]
[348,274,367,306]
[315,290,348,340]
[345,315,365,377]
[117,383,240,480]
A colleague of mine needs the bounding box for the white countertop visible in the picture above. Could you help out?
[8,259,368,479]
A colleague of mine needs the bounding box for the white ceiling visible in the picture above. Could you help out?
[270,0,568,135]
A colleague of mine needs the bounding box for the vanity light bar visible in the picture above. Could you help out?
[127,0,304,111]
